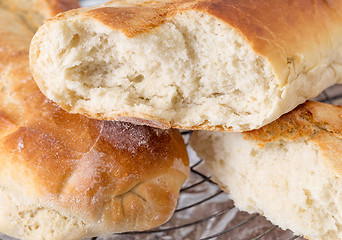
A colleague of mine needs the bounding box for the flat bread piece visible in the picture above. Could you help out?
[30,0,342,131]
[191,101,342,240]
[0,2,189,240]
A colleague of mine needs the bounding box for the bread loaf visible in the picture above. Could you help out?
[30,0,342,131]
[0,2,189,240]
[190,101,342,240]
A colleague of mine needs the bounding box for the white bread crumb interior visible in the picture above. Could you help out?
[192,132,342,239]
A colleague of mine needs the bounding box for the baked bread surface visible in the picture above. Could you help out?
[30,0,342,131]
[0,0,79,31]
[0,1,189,240]
[190,101,342,240]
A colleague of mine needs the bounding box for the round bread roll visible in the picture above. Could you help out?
[191,101,342,240]
[0,2,189,240]
[30,0,342,132]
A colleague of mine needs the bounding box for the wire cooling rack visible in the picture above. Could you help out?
[1,1,342,240]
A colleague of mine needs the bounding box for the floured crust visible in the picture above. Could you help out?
[0,1,189,239]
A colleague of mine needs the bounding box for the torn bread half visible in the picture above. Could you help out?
[190,101,342,240]
[30,0,342,131]
[0,1,189,240]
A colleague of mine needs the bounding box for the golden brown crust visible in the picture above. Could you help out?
[244,101,342,177]
[83,6,171,38]
[0,0,189,237]
[244,101,342,143]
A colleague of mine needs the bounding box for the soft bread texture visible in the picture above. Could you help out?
[0,2,189,240]
[30,0,342,132]
[190,101,342,240]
